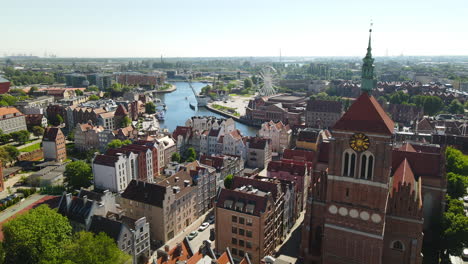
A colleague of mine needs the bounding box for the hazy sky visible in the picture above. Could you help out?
[2,0,468,58]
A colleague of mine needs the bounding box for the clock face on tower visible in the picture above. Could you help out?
[349,133,370,152]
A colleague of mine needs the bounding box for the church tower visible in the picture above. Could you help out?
[320,28,395,264]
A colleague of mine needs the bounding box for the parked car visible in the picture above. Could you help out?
[199,222,210,231]
[208,215,215,224]
[462,248,468,260]
[187,231,198,240]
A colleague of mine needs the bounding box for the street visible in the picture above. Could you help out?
[0,172,32,200]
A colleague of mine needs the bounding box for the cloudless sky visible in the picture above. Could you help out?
[2,0,468,58]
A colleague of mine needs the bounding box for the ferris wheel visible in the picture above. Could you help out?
[257,66,278,96]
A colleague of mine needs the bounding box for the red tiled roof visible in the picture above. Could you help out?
[333,92,394,135]
[156,240,192,264]
[93,154,119,167]
[398,143,416,152]
[217,252,230,264]
[392,150,441,178]
[283,149,315,163]
[0,107,21,116]
[172,126,191,139]
[43,127,62,141]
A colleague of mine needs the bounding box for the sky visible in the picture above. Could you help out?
[2,0,468,58]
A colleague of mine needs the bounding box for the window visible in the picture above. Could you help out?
[246,231,252,238]
[239,250,245,257]
[232,227,237,234]
[359,152,374,180]
[239,240,245,247]
[342,149,356,177]
[246,218,252,226]
[239,229,245,236]
[231,248,238,255]
[246,242,252,249]
[232,216,237,223]
[239,217,245,224]
[346,188,349,197]
[392,241,404,251]
[232,238,237,245]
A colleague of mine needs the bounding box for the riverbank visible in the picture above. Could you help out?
[205,103,260,128]
[154,83,176,93]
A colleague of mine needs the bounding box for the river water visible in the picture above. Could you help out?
[154,82,257,136]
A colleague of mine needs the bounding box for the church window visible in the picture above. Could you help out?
[345,188,349,197]
[391,240,404,251]
[359,152,374,180]
[342,149,356,177]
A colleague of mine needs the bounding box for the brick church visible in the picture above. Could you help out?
[301,30,447,264]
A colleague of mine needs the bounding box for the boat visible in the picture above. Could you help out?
[163,104,167,110]
[189,103,196,110]
[185,97,188,100]
[156,111,165,121]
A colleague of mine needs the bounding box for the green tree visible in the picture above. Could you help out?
[64,161,92,190]
[75,90,84,96]
[3,146,19,161]
[224,174,234,189]
[0,134,11,144]
[107,139,123,149]
[171,152,181,163]
[28,86,38,95]
[32,126,44,137]
[243,78,253,89]
[89,94,99,101]
[119,116,131,128]
[3,204,72,264]
[439,202,468,259]
[86,85,99,92]
[447,172,468,199]
[446,147,468,175]
[56,114,64,125]
[448,99,464,114]
[10,130,30,144]
[423,96,443,116]
[185,147,196,162]
[61,231,131,264]
[122,139,131,145]
[145,102,156,114]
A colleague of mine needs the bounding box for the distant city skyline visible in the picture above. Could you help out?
[2,0,468,58]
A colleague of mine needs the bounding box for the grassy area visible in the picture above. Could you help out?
[19,142,41,152]
[212,104,240,117]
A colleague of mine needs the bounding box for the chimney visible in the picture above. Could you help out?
[157,249,168,262]
[184,180,190,187]
[164,245,170,252]
[175,177,179,182]
[175,243,183,256]
[82,195,88,204]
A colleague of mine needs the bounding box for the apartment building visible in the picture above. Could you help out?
[215,176,284,264]
[93,153,130,193]
[258,121,292,153]
[0,107,27,134]
[42,127,67,162]
[245,137,272,170]
[74,123,106,151]
[305,99,342,128]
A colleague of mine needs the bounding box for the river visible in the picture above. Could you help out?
[154,82,257,136]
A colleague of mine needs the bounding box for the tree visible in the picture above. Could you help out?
[3,204,72,264]
[60,231,131,264]
[185,147,196,162]
[32,126,44,137]
[446,147,468,175]
[75,90,84,96]
[64,161,92,190]
[89,94,99,101]
[28,86,38,95]
[0,134,11,144]
[145,102,156,114]
[86,85,99,92]
[122,139,131,146]
[224,174,233,189]
[56,114,64,125]
[119,116,131,128]
[3,146,19,161]
[448,99,464,114]
[243,78,253,89]
[171,152,181,163]
[423,96,443,116]
[107,139,123,149]
[447,172,468,199]
[439,200,468,259]
[10,130,30,144]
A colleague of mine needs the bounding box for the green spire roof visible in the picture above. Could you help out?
[361,28,376,93]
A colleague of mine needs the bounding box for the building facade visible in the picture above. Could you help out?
[258,121,292,153]
[305,100,342,128]
[0,107,27,134]
[42,127,67,162]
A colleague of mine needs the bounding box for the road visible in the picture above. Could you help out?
[275,212,305,264]
[149,210,214,262]
[0,194,46,223]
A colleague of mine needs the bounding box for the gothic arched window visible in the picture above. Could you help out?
[342,149,356,177]
[360,151,374,180]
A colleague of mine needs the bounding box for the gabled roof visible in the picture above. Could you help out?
[43,127,62,141]
[398,143,416,152]
[121,180,167,208]
[0,107,22,116]
[114,104,128,116]
[89,215,124,242]
[392,158,416,194]
[332,92,394,135]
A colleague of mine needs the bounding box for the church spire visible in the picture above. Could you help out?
[361,23,376,93]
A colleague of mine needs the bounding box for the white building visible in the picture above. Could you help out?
[0,107,27,134]
[222,129,246,159]
[258,121,292,154]
[92,153,129,192]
